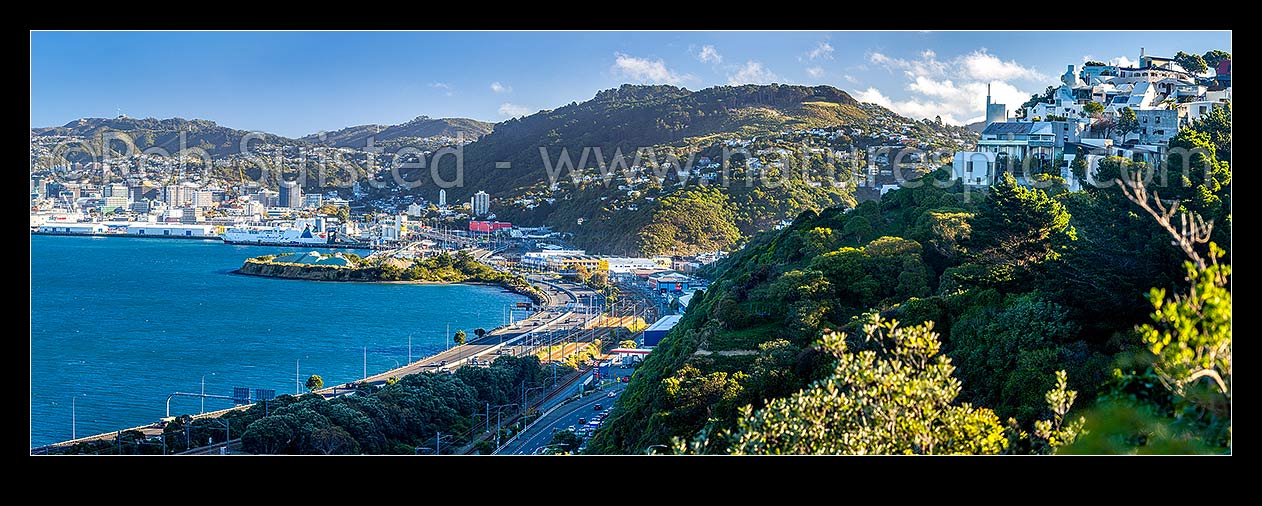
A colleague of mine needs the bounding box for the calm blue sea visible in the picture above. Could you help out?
[29,234,527,448]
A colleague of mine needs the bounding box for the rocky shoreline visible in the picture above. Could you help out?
[235,255,548,305]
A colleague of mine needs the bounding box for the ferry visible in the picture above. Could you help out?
[221,218,331,246]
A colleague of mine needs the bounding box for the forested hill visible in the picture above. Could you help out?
[300,116,494,147]
[425,84,975,255]
[30,117,301,158]
[588,106,1231,455]
[435,84,871,201]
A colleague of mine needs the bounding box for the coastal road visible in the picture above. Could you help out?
[498,378,628,455]
[348,278,592,387]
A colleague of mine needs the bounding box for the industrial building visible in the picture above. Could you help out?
[642,314,683,348]
[648,272,698,292]
[126,224,218,237]
[469,220,512,233]
[38,223,107,234]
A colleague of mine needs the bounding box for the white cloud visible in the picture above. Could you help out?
[862,47,1041,125]
[806,66,824,78]
[1109,56,1138,68]
[807,41,834,61]
[908,75,959,97]
[959,50,1046,81]
[868,49,948,78]
[429,82,454,96]
[853,87,892,108]
[843,74,859,84]
[697,45,722,64]
[727,60,780,85]
[490,81,511,93]
[498,103,530,117]
[612,52,690,85]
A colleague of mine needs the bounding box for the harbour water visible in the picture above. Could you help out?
[29,234,527,447]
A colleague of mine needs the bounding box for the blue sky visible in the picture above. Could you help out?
[31,31,1231,137]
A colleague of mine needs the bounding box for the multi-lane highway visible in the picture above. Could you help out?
[349,277,597,386]
[498,364,635,455]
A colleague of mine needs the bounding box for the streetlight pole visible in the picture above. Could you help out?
[201,375,205,414]
[295,359,300,395]
[363,346,367,380]
[71,396,76,440]
[491,403,519,450]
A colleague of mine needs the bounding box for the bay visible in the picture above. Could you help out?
[29,234,526,448]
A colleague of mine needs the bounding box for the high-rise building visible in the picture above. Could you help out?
[471,190,490,216]
[103,196,128,213]
[251,189,279,208]
[279,181,302,209]
[438,189,447,207]
[180,207,205,224]
[129,185,148,203]
[192,190,216,208]
[105,183,129,200]
[303,194,323,209]
[164,184,191,208]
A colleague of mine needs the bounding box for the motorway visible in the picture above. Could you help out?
[498,365,635,455]
[343,277,598,388]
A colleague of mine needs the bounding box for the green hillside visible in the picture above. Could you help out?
[300,115,494,148]
[31,116,301,159]
[424,84,974,255]
[588,106,1231,454]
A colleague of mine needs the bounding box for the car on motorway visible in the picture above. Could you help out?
[607,392,616,398]
[566,425,575,432]
[593,404,602,411]
[578,417,586,425]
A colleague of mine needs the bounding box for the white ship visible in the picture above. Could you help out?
[221,218,331,246]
